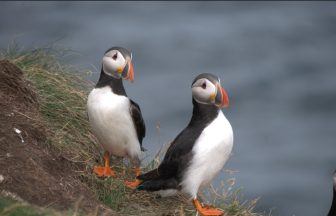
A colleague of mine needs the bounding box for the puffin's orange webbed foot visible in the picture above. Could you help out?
[124,179,142,189]
[124,167,142,189]
[193,199,224,216]
[93,151,116,177]
[93,166,116,177]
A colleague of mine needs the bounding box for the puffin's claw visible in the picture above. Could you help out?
[193,199,224,216]
[124,179,142,189]
[93,166,116,177]
[124,167,142,189]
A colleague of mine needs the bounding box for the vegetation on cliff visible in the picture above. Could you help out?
[0,44,264,216]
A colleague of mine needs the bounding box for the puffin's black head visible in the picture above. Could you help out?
[191,73,229,108]
[102,46,134,82]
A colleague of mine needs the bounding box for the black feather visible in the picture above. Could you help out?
[105,46,131,58]
[328,189,336,216]
[137,168,160,181]
[95,68,127,96]
[328,171,336,216]
[137,178,179,191]
[130,100,146,151]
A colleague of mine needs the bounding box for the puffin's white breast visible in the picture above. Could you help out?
[87,86,141,159]
[181,111,234,198]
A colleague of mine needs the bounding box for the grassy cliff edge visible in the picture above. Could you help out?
[0,45,265,216]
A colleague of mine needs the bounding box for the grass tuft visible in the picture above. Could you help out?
[0,42,99,164]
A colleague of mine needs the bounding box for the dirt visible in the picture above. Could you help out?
[0,60,112,215]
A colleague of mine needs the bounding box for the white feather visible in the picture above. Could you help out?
[87,86,141,160]
[181,111,233,198]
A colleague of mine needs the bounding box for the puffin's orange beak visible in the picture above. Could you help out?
[215,83,229,108]
[126,61,134,82]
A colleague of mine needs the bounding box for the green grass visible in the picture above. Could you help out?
[0,196,92,216]
[83,174,127,211]
[0,43,267,216]
[98,181,125,210]
[0,196,63,216]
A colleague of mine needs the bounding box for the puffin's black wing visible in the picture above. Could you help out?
[158,127,196,178]
[130,99,146,151]
[137,126,197,190]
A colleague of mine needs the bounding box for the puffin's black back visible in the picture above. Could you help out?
[328,172,336,216]
[137,99,219,191]
[328,189,336,216]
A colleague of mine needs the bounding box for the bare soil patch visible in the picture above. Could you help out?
[0,60,111,214]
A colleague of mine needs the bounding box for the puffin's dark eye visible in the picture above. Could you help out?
[112,53,118,60]
[201,82,206,89]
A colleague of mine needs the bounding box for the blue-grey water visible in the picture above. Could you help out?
[1,2,336,215]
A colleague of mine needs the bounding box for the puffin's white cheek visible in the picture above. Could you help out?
[192,88,210,104]
[102,57,118,73]
[207,82,216,92]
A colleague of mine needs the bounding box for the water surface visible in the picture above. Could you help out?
[1,2,336,215]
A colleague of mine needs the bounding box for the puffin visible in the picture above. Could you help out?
[137,73,233,216]
[328,170,336,216]
[87,47,145,188]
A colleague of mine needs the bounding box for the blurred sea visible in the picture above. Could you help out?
[1,2,336,215]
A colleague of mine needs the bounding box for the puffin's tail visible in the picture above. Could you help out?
[137,168,160,181]
[137,178,178,191]
[137,168,178,191]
